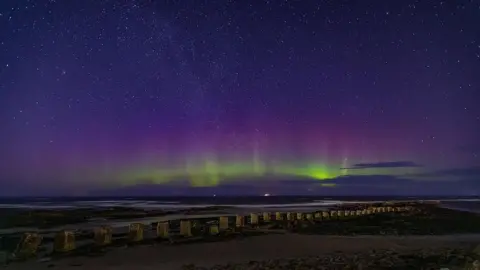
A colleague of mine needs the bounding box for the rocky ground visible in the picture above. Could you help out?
[3,203,480,269]
[183,247,480,270]
[0,206,233,230]
[5,234,480,270]
[287,205,480,236]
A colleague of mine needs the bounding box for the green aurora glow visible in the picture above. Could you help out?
[115,158,422,187]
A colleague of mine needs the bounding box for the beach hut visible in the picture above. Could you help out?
[275,212,283,220]
[236,215,245,227]
[209,225,219,235]
[250,213,259,225]
[297,212,304,220]
[128,223,144,242]
[330,210,337,219]
[156,222,169,239]
[180,220,192,237]
[322,211,330,219]
[314,212,322,219]
[306,213,313,221]
[263,212,271,222]
[219,216,229,230]
[356,210,362,216]
[54,230,75,252]
[15,232,42,258]
[286,212,294,221]
[94,226,112,246]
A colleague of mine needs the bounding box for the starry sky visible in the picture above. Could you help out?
[0,0,479,196]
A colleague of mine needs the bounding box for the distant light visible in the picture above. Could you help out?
[264,193,270,197]
[321,183,336,187]
[213,194,216,197]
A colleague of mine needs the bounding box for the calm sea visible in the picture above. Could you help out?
[0,196,479,212]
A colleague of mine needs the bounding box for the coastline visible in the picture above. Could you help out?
[6,234,480,270]
[2,201,480,269]
[2,198,474,234]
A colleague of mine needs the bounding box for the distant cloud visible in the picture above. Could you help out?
[94,174,480,196]
[317,174,480,196]
[413,166,480,178]
[326,174,415,186]
[458,144,480,152]
[341,161,422,170]
[436,166,480,177]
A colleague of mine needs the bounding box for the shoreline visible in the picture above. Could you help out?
[6,234,480,270]
[0,202,370,234]
[2,202,480,269]
[2,198,476,234]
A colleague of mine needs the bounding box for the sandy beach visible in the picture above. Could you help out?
[7,234,480,270]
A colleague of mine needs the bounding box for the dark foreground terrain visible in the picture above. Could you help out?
[1,202,480,269]
[6,234,480,270]
[184,245,480,270]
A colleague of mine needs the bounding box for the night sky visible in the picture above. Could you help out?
[1,0,479,196]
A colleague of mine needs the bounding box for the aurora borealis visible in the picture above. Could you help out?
[0,0,479,196]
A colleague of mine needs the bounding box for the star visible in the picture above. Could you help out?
[0,0,478,195]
